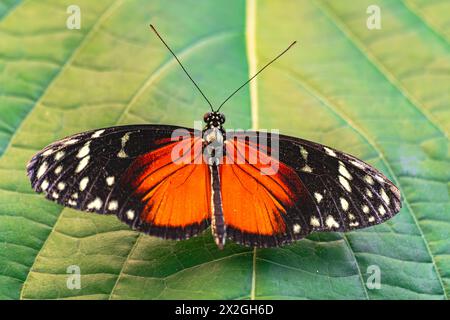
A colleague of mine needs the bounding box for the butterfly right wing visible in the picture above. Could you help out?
[27,124,211,240]
[219,131,401,247]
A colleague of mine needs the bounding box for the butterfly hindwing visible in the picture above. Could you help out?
[27,124,210,240]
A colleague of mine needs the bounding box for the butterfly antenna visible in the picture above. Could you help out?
[149,24,214,111]
[217,41,297,112]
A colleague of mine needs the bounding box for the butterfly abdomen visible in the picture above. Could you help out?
[210,163,226,249]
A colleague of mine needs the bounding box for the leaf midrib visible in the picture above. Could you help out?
[108,0,260,300]
[247,0,258,301]
[105,31,244,300]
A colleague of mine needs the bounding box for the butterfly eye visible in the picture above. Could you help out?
[203,112,212,123]
[219,113,226,124]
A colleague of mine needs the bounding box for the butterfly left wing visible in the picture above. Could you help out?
[221,131,402,247]
[27,124,211,240]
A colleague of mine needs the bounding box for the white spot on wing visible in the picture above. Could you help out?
[350,160,365,169]
[118,150,128,158]
[64,138,78,145]
[55,151,65,161]
[76,155,90,173]
[299,146,308,160]
[339,175,351,192]
[310,216,321,227]
[106,176,115,186]
[380,188,390,205]
[368,216,375,222]
[42,149,53,157]
[68,199,77,206]
[362,205,369,214]
[57,182,66,190]
[349,221,359,227]
[117,133,130,158]
[79,177,89,191]
[293,224,301,234]
[37,161,48,178]
[52,192,59,199]
[41,180,49,191]
[91,129,105,138]
[108,200,118,211]
[340,197,349,211]
[301,165,313,173]
[77,141,91,158]
[126,209,135,220]
[54,166,63,174]
[364,175,374,185]
[314,192,323,203]
[366,188,373,198]
[324,147,336,157]
[378,205,386,216]
[325,215,339,228]
[338,161,352,180]
[87,197,103,210]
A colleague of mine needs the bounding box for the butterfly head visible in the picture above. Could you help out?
[203,112,225,128]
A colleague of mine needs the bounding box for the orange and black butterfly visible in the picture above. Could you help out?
[27,25,401,249]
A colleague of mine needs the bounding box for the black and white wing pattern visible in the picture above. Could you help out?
[278,134,402,234]
[26,124,209,240]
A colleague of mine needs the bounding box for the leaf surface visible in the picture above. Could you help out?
[0,0,448,300]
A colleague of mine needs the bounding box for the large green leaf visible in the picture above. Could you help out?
[0,0,448,300]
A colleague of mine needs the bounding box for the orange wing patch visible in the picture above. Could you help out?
[124,137,210,228]
[221,140,304,236]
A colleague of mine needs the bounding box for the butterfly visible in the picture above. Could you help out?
[26,25,401,249]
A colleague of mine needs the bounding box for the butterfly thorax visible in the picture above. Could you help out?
[203,127,224,166]
[203,111,226,166]
[203,111,225,129]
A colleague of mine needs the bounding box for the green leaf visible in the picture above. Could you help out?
[0,0,448,300]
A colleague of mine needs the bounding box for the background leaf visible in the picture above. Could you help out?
[0,0,448,300]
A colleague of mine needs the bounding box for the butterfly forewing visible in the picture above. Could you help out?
[278,134,401,232]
